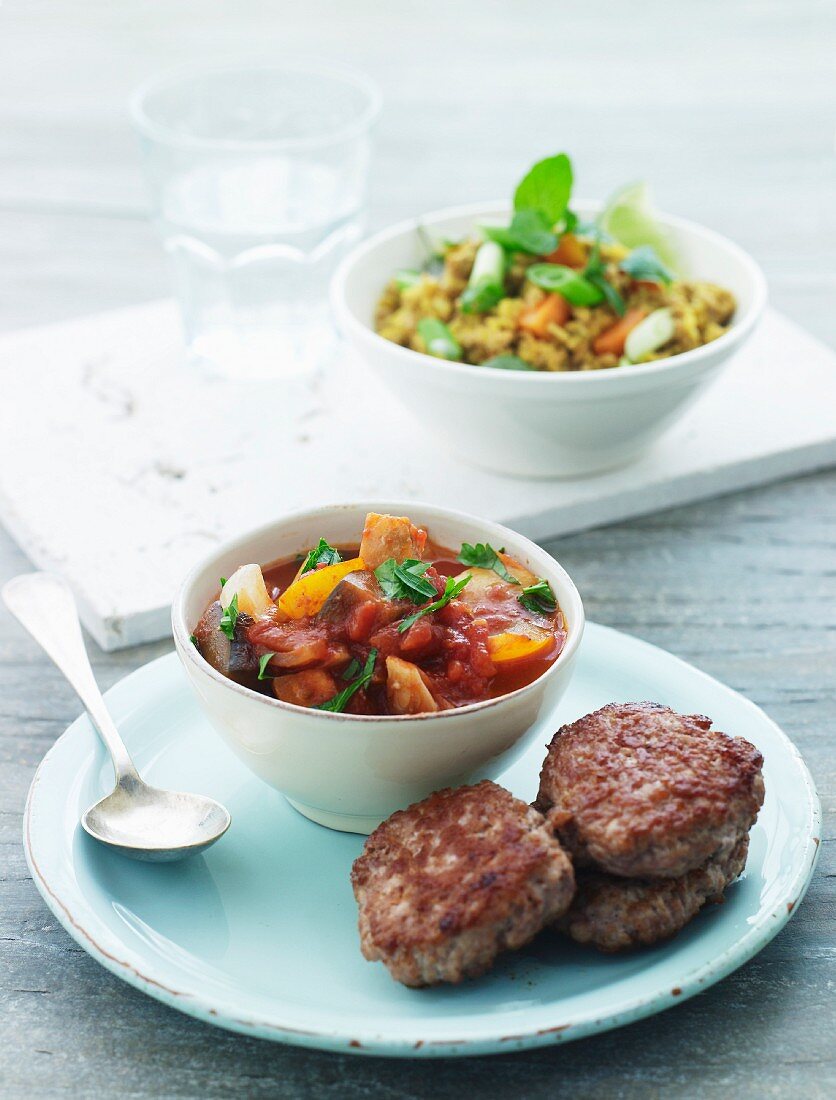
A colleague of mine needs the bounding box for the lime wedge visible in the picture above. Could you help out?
[598,181,681,273]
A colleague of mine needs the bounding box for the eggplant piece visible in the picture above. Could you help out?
[319,570,385,621]
[385,656,439,715]
[272,669,337,708]
[192,601,256,677]
[359,513,426,570]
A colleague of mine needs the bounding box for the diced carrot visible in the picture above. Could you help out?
[543,233,586,268]
[518,293,571,337]
[593,308,648,357]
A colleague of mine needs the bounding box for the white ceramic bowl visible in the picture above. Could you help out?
[172,501,584,834]
[331,202,767,478]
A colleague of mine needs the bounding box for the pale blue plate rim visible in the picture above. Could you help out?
[23,623,821,1058]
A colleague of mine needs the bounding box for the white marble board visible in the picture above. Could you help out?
[1,299,834,650]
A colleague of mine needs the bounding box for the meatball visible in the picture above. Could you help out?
[556,837,749,952]
[351,781,575,987]
[535,702,764,879]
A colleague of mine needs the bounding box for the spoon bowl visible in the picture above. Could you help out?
[3,572,232,861]
[82,781,231,862]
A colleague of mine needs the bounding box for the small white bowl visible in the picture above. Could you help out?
[172,501,584,834]
[331,202,767,478]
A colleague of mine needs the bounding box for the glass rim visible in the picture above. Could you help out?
[129,59,382,152]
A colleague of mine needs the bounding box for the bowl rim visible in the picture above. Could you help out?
[331,199,768,385]
[172,500,585,724]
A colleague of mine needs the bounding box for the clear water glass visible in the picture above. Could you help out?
[131,62,381,379]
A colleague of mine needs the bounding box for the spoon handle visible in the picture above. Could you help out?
[2,572,140,785]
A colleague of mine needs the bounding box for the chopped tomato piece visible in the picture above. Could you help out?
[519,292,571,337]
[593,308,648,357]
[543,233,586,268]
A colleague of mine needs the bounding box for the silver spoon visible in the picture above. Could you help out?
[3,572,230,861]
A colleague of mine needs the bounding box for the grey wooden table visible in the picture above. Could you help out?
[1,1,834,1096]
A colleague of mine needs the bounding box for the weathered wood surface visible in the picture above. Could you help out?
[1,0,834,1095]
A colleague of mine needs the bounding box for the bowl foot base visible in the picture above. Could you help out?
[285,797,381,835]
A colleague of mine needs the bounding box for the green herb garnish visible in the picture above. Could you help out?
[219,577,227,587]
[398,574,471,634]
[340,658,362,681]
[457,542,519,585]
[518,579,557,615]
[318,648,378,713]
[395,268,422,290]
[219,593,239,639]
[526,263,605,306]
[257,652,276,680]
[482,355,536,371]
[189,634,199,647]
[375,558,437,603]
[300,538,342,575]
[619,245,674,286]
[514,154,573,226]
[482,209,557,256]
[583,241,626,316]
[417,317,462,361]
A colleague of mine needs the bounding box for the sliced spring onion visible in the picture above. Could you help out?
[395,269,422,290]
[417,317,462,361]
[624,307,675,362]
[481,354,536,371]
[526,263,604,306]
[460,241,506,313]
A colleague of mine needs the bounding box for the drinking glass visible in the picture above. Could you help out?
[131,62,381,379]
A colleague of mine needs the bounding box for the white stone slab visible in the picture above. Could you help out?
[0,300,834,650]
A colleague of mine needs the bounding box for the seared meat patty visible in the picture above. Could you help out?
[351,781,575,987]
[535,702,764,879]
[556,837,749,952]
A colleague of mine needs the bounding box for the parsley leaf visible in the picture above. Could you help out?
[340,658,362,681]
[514,154,574,226]
[219,593,239,639]
[398,574,471,634]
[317,648,378,713]
[583,241,626,316]
[482,209,557,256]
[457,542,519,585]
[482,355,536,371]
[375,558,437,603]
[619,245,674,286]
[518,579,557,615]
[257,652,276,680]
[300,538,342,575]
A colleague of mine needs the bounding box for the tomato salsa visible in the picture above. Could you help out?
[192,512,566,715]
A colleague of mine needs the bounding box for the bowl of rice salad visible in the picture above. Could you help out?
[332,155,766,477]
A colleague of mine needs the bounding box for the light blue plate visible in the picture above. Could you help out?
[24,623,820,1058]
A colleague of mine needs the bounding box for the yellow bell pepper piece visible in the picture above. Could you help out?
[487,627,553,665]
[278,557,365,619]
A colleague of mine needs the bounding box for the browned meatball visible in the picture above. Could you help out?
[351,781,575,987]
[535,702,764,879]
[556,837,749,952]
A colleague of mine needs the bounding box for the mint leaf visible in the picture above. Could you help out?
[300,538,341,575]
[518,579,557,615]
[619,245,674,285]
[219,593,239,639]
[514,154,573,225]
[317,648,378,713]
[483,209,557,256]
[398,574,471,634]
[457,542,519,585]
[375,558,437,604]
[257,652,276,680]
